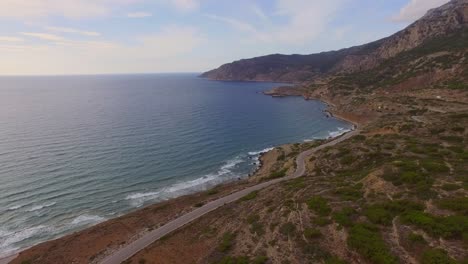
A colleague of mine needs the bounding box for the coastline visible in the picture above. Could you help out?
[6,85,358,264]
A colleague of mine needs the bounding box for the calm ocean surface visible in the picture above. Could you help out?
[0,74,352,256]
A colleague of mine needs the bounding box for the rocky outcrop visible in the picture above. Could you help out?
[201,0,468,82]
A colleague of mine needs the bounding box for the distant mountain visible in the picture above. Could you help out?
[201,0,468,83]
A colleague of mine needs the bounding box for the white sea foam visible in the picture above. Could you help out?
[328,127,352,138]
[126,156,245,207]
[6,205,24,211]
[70,214,105,226]
[248,147,274,156]
[0,225,53,255]
[27,202,56,212]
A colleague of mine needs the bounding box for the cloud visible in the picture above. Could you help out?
[0,0,141,19]
[0,25,204,75]
[251,4,269,21]
[46,26,100,36]
[206,0,346,46]
[0,36,24,42]
[205,14,257,33]
[170,0,199,12]
[127,12,152,18]
[392,0,449,22]
[20,32,66,41]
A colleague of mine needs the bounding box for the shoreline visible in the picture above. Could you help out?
[6,85,358,263]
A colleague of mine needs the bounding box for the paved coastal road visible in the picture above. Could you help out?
[100,129,359,264]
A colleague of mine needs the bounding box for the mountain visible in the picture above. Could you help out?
[201,0,468,83]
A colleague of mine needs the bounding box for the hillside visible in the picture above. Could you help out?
[201,0,468,83]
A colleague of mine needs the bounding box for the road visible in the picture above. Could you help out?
[96,129,359,264]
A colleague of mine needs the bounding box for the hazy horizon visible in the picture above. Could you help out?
[0,0,450,75]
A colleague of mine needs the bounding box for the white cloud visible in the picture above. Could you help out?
[0,0,141,19]
[127,12,152,18]
[205,14,257,33]
[251,4,269,21]
[170,0,199,12]
[0,36,24,42]
[20,32,66,41]
[271,0,345,44]
[0,26,204,75]
[46,26,100,36]
[206,0,345,46]
[392,0,449,22]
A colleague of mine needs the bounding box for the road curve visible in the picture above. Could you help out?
[100,129,359,264]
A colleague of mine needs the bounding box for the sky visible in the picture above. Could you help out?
[0,0,450,75]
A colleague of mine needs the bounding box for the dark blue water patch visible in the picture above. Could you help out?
[0,73,352,256]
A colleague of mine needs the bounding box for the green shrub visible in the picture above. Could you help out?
[440,136,464,143]
[420,159,450,173]
[441,183,461,191]
[304,227,322,239]
[241,191,258,201]
[247,215,264,236]
[347,223,398,264]
[420,249,457,264]
[451,126,465,133]
[340,154,357,165]
[353,135,367,141]
[333,207,356,227]
[365,200,424,226]
[279,222,296,236]
[314,217,332,226]
[325,256,348,264]
[306,196,332,216]
[408,232,426,244]
[219,232,235,252]
[217,256,249,264]
[268,168,288,179]
[335,184,363,201]
[401,211,468,239]
[436,197,468,214]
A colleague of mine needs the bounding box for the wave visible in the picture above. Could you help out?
[248,147,274,156]
[26,202,56,212]
[328,127,352,138]
[70,214,105,226]
[6,205,25,211]
[125,156,245,207]
[0,225,53,256]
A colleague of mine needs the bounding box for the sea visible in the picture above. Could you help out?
[0,73,352,256]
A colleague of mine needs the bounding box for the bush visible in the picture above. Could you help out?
[408,232,426,244]
[247,215,264,236]
[241,191,258,201]
[304,227,322,239]
[365,200,424,226]
[307,196,332,216]
[279,222,296,236]
[401,211,468,239]
[353,135,367,141]
[325,256,348,264]
[421,249,457,264]
[268,168,288,179]
[420,159,450,173]
[335,184,363,201]
[333,207,356,227]
[436,197,468,214]
[217,256,249,264]
[347,223,399,264]
[441,183,461,191]
[219,232,235,252]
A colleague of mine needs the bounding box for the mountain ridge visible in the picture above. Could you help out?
[201,0,468,83]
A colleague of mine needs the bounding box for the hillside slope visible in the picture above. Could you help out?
[201,0,468,83]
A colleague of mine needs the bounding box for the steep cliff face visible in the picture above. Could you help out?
[201,0,468,82]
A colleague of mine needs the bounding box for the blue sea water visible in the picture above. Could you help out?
[0,74,352,256]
